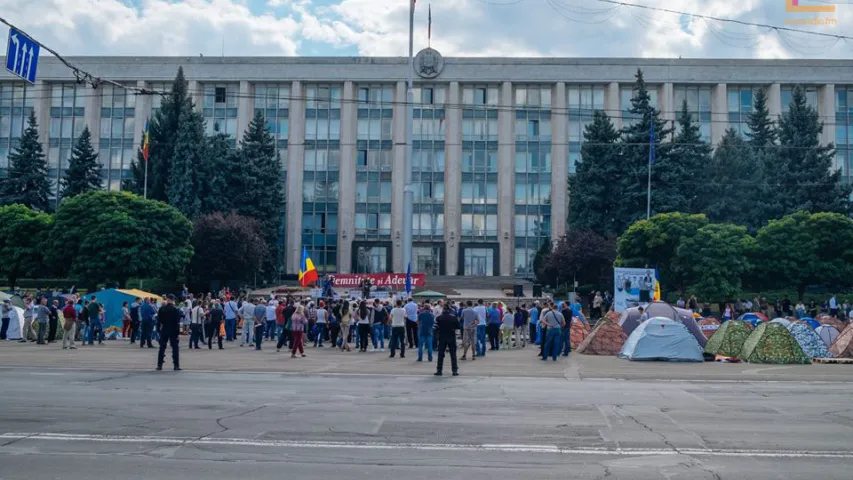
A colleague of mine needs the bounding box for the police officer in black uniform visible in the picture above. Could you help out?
[434,306,462,377]
[156,294,182,371]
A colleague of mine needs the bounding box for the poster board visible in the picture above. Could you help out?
[613,267,656,312]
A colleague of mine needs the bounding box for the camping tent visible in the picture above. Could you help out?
[82,289,163,338]
[829,324,853,358]
[0,292,25,309]
[619,301,707,348]
[769,318,792,327]
[816,315,846,332]
[815,325,840,347]
[618,317,703,362]
[740,322,811,364]
[787,322,832,358]
[697,318,721,339]
[570,317,590,348]
[739,312,769,323]
[799,317,821,330]
[3,306,25,340]
[704,320,753,358]
[576,319,627,355]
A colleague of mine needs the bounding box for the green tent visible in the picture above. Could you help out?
[740,322,811,364]
[412,290,446,299]
[704,320,753,357]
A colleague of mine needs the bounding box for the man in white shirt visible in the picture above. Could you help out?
[265,301,277,341]
[389,300,408,358]
[224,298,239,341]
[239,298,256,347]
[473,300,487,357]
[404,299,418,349]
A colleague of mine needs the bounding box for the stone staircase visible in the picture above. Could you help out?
[420,276,536,298]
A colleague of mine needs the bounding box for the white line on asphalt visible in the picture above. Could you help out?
[2,433,852,459]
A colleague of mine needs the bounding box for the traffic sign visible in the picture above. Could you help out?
[5,27,40,84]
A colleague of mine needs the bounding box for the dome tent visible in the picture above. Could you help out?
[704,320,753,358]
[618,317,703,362]
[576,319,627,356]
[829,324,853,358]
[619,301,707,348]
[786,322,832,359]
[569,317,590,348]
[740,322,811,364]
[697,317,721,339]
[815,325,840,347]
[769,318,792,327]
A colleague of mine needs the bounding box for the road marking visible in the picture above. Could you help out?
[2,433,852,459]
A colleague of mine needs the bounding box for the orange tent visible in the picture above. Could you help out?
[570,317,590,348]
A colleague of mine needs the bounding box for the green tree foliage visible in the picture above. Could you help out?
[190,212,268,287]
[0,205,53,288]
[745,88,778,148]
[167,107,206,218]
[128,67,192,202]
[622,69,672,221]
[660,101,711,214]
[675,223,754,302]
[699,129,767,231]
[568,110,626,237]
[537,231,615,289]
[199,126,236,215]
[753,211,853,300]
[46,191,193,287]
[766,86,852,218]
[61,126,102,200]
[0,111,51,211]
[616,212,708,293]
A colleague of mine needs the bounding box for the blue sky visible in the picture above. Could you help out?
[1,0,852,59]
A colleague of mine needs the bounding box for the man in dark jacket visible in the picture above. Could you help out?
[156,294,182,371]
[129,298,141,344]
[434,306,461,377]
[140,298,156,348]
[208,300,225,350]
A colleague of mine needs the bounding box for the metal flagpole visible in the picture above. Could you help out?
[646,120,654,220]
[402,0,415,275]
[143,159,148,199]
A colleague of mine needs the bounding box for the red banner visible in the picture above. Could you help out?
[328,273,426,288]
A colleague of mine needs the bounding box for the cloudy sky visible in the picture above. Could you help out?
[1,0,852,59]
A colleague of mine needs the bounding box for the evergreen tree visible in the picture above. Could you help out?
[621,69,673,223]
[745,88,778,148]
[699,129,766,231]
[129,67,192,202]
[568,110,624,237]
[199,124,235,215]
[167,107,206,219]
[0,111,51,211]
[767,86,852,218]
[234,110,283,275]
[660,101,712,214]
[61,126,102,199]
[123,147,146,195]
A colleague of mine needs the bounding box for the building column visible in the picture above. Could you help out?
[338,81,357,274]
[444,82,462,276]
[133,81,152,151]
[659,83,675,133]
[188,80,204,111]
[711,83,728,146]
[606,82,621,130]
[391,80,407,273]
[551,82,568,244]
[32,80,50,157]
[497,81,514,277]
[237,80,254,138]
[819,84,836,147]
[767,83,782,123]
[84,87,102,155]
[285,81,306,275]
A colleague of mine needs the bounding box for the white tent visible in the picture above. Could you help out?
[4,306,25,340]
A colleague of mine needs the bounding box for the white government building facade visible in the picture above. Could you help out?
[1,51,851,277]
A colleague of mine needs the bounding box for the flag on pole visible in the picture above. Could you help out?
[142,119,150,163]
[653,267,661,301]
[428,4,432,40]
[405,263,412,296]
[298,247,318,287]
[648,120,655,166]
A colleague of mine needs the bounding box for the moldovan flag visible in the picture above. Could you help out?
[299,247,318,287]
[653,268,661,302]
[142,119,150,162]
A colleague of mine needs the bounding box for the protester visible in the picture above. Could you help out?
[208,300,225,350]
[156,294,181,371]
[239,297,256,347]
[389,300,407,359]
[404,298,418,349]
[435,306,461,377]
[290,305,307,358]
[501,306,514,350]
[61,299,78,350]
[460,301,477,361]
[36,297,51,345]
[417,302,435,362]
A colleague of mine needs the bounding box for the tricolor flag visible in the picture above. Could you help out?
[298,247,318,287]
[653,267,661,302]
[142,119,150,163]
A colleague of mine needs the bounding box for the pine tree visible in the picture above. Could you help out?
[129,67,192,202]
[568,110,624,237]
[767,86,852,217]
[234,110,283,274]
[660,100,712,214]
[61,126,102,199]
[167,107,206,219]
[746,88,778,148]
[621,69,673,223]
[199,124,235,215]
[0,111,51,211]
[123,149,146,195]
[699,129,766,230]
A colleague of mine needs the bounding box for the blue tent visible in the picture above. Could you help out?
[619,317,703,362]
[799,317,821,330]
[82,289,162,338]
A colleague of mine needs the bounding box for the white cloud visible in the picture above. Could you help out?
[0,0,851,59]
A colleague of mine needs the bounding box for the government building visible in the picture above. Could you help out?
[1,52,851,278]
